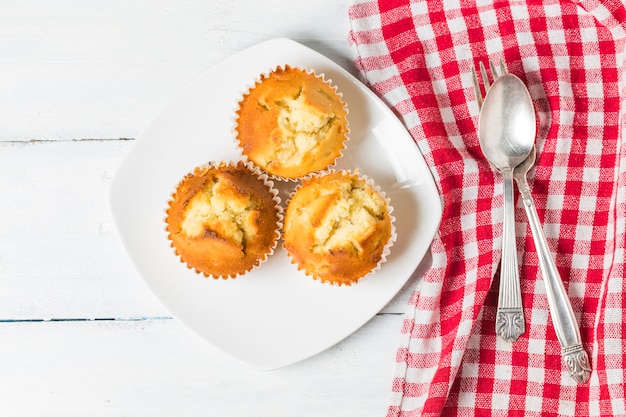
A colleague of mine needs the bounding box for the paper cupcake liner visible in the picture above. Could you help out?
[164,160,283,280]
[282,169,396,286]
[232,64,350,182]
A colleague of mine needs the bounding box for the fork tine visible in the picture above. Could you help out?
[473,58,510,111]
[471,67,483,109]
[499,57,508,75]
[489,60,499,79]
[479,61,490,92]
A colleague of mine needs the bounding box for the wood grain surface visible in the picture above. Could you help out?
[0,1,427,415]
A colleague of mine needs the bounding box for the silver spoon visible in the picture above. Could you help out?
[478,74,535,342]
[514,147,592,383]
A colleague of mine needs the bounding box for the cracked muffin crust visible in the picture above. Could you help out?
[283,170,393,285]
[165,161,281,278]
[234,65,349,180]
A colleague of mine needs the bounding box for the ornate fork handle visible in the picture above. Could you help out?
[516,173,591,384]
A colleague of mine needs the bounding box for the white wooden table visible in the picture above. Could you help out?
[0,1,427,415]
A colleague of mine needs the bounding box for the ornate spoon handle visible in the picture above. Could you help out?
[496,168,525,342]
[516,171,591,384]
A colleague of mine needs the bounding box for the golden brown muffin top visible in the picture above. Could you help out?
[283,171,392,285]
[235,65,348,179]
[166,161,280,278]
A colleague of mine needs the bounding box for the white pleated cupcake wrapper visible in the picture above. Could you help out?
[164,160,283,280]
[283,169,397,286]
[231,64,350,182]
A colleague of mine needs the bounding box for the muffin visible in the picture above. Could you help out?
[165,161,282,278]
[283,171,394,285]
[234,65,349,180]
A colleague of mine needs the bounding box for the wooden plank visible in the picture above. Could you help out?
[0,314,401,417]
[0,140,166,318]
[0,0,354,141]
[0,2,424,415]
[0,140,415,319]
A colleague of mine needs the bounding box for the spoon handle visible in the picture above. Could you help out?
[516,175,591,384]
[496,169,525,342]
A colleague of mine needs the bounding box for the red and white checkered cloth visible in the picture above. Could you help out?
[349,1,626,415]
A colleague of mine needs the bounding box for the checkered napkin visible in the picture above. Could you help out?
[349,1,626,415]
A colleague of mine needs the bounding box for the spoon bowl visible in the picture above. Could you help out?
[478,74,536,171]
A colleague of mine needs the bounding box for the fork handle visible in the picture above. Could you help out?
[518,178,591,384]
[496,168,525,342]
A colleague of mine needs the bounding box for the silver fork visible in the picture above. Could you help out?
[472,59,507,109]
[473,60,592,384]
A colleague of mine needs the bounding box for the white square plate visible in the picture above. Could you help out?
[109,38,442,370]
